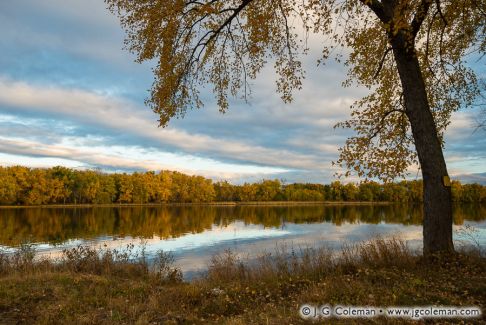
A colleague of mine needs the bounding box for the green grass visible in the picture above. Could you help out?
[0,238,484,324]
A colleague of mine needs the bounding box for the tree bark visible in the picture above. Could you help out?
[391,33,454,255]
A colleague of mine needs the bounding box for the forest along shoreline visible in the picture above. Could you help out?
[1,166,485,207]
[0,201,394,209]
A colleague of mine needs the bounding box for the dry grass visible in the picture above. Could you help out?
[204,236,415,284]
[0,237,484,324]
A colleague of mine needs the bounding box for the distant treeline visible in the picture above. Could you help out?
[0,166,485,205]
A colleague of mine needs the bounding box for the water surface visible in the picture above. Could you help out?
[1,204,484,277]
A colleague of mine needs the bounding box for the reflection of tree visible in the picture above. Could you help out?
[452,204,486,225]
[0,204,484,246]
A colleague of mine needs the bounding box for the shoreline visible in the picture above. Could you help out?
[0,201,395,209]
[1,239,484,324]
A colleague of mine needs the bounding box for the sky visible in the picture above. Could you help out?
[0,0,484,184]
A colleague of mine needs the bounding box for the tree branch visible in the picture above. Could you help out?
[359,0,390,23]
[183,0,255,85]
[370,108,406,140]
[204,0,254,48]
[277,0,294,60]
[434,0,448,26]
[374,47,393,78]
[411,0,432,38]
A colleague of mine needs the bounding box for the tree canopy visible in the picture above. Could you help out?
[107,0,485,253]
[1,166,484,205]
[106,0,484,181]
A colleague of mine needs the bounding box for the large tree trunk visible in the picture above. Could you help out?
[391,35,454,255]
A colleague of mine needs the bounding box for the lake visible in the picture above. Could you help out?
[1,204,485,278]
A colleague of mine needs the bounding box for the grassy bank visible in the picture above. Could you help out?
[0,238,484,324]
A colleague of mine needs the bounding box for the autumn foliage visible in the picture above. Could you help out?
[0,166,484,205]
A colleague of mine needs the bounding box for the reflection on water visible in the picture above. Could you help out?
[0,204,485,277]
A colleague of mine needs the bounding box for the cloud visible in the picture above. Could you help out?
[0,0,129,64]
[450,172,486,185]
[0,77,329,170]
[0,72,483,183]
[0,136,287,181]
[0,0,484,184]
[0,0,359,183]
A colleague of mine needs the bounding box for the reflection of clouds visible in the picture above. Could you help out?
[29,222,291,261]
[24,220,486,278]
[0,205,486,277]
[173,223,427,276]
[454,221,486,250]
[141,223,291,252]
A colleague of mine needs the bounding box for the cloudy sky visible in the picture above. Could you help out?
[0,0,484,184]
